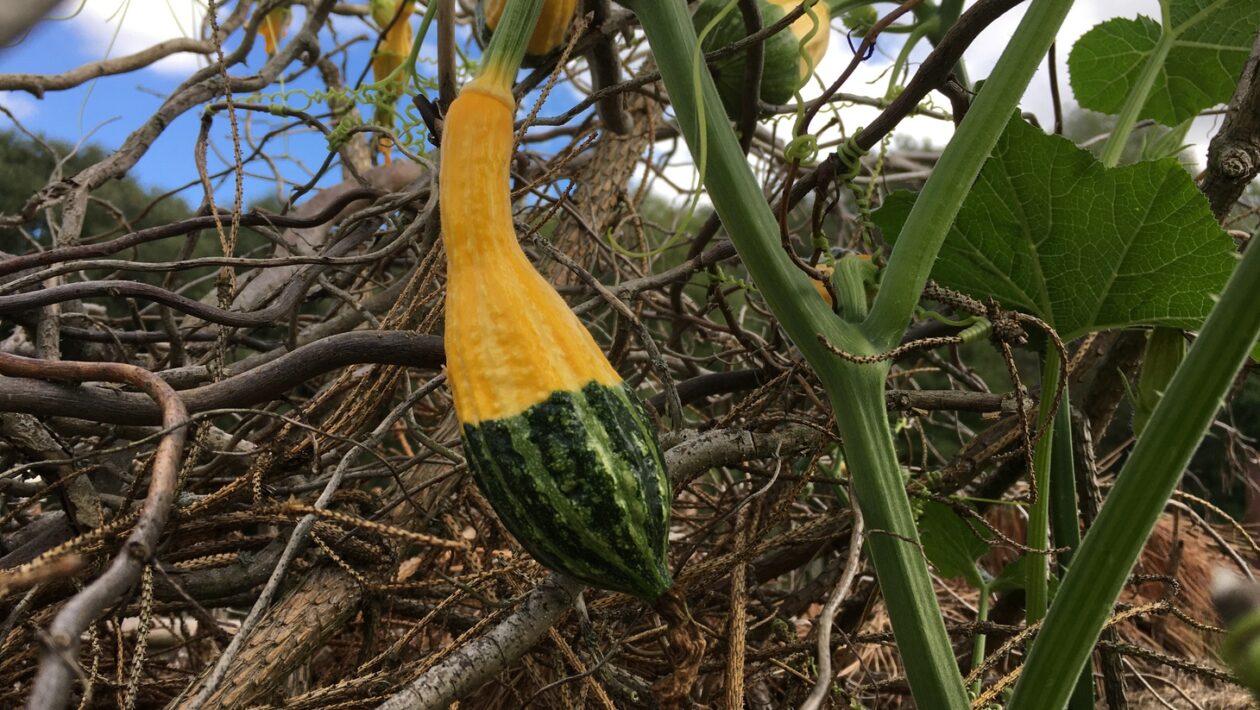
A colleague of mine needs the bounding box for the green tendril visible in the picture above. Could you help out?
[785,133,819,163]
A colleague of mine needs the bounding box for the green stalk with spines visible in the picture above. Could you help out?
[1020,0,1177,683]
[1049,397,1080,571]
[1027,351,1093,709]
[1025,348,1061,624]
[1025,0,1171,669]
[969,583,991,697]
[1010,225,1260,709]
[1009,0,1257,702]
[625,0,1074,705]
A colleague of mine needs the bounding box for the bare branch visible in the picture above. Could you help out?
[0,354,190,710]
[374,575,585,710]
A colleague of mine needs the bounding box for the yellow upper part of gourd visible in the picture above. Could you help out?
[441,82,621,424]
[371,0,414,84]
[483,0,578,57]
[770,0,830,82]
[370,0,414,162]
[259,5,291,58]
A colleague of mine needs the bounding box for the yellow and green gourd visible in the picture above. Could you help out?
[370,0,415,163]
[477,0,578,66]
[693,0,831,119]
[441,68,672,601]
[258,3,292,58]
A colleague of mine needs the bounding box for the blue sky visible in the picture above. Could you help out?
[1,1,254,204]
[0,1,590,209]
[0,0,1220,213]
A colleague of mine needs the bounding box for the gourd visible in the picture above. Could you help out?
[811,262,834,306]
[258,3,292,58]
[692,0,830,120]
[441,76,673,601]
[477,0,578,66]
[370,0,415,163]
[840,5,879,36]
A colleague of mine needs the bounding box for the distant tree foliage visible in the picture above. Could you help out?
[0,130,191,255]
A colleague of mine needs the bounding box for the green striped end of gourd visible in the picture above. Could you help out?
[462,381,673,601]
[693,0,806,118]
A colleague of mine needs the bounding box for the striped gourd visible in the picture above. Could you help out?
[693,0,831,119]
[477,0,578,65]
[441,75,672,601]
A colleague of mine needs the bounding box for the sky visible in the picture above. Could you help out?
[0,0,1221,211]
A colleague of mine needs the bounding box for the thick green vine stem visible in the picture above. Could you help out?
[626,0,1073,706]
[626,2,958,706]
[1012,243,1260,709]
[861,0,1075,350]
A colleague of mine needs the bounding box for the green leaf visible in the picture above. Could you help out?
[1068,1,1260,127]
[1140,119,1194,162]
[873,117,1236,339]
[989,554,1031,594]
[1010,163,1260,710]
[919,501,990,590]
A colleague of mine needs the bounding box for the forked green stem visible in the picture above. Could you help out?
[863,0,1075,348]
[625,0,1073,705]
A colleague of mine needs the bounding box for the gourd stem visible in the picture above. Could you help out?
[478,0,546,92]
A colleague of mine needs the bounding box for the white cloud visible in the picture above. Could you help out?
[818,0,1164,154]
[964,0,1155,121]
[58,0,207,75]
[0,91,39,121]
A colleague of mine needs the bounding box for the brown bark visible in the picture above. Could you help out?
[171,566,362,709]
[1200,31,1260,221]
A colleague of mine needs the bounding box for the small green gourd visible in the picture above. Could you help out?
[692,0,831,120]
